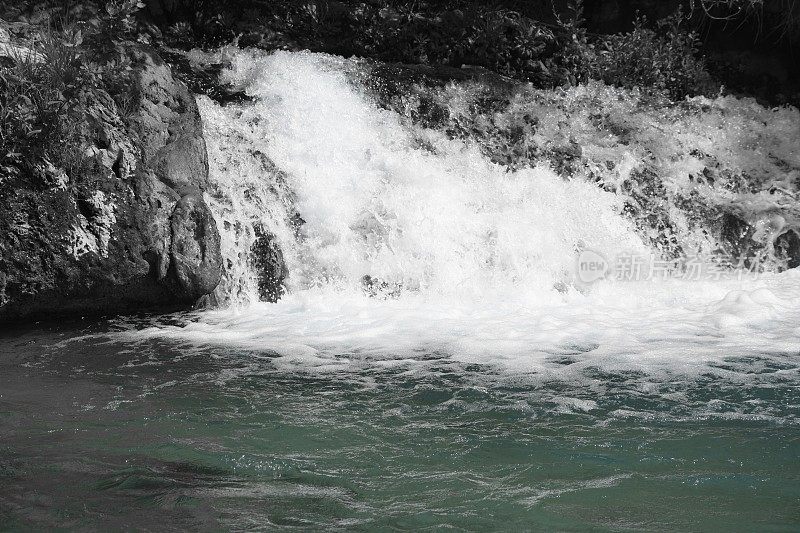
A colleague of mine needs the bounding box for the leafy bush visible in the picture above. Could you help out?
[0,27,88,178]
[0,0,143,180]
[590,10,717,99]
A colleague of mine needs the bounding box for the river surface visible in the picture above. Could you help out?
[1,310,798,531]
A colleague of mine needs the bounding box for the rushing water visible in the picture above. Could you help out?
[2,49,800,530]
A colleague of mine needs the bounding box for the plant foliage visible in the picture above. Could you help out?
[0,0,144,180]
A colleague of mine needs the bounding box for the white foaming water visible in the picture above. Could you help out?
[203,50,647,301]
[139,49,800,379]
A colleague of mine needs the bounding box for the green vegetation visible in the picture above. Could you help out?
[162,0,717,99]
[583,10,716,100]
[0,1,141,180]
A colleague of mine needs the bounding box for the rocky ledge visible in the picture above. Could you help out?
[0,45,222,321]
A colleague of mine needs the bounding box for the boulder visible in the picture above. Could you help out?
[170,193,222,300]
[0,45,222,322]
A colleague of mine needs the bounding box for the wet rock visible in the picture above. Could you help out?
[159,49,251,106]
[550,138,584,176]
[361,275,402,299]
[250,225,288,303]
[170,194,222,300]
[721,212,755,265]
[775,229,800,269]
[289,213,306,239]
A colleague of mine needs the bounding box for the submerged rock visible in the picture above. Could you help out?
[361,275,403,299]
[0,45,222,321]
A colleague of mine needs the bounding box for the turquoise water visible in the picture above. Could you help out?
[1,318,798,531]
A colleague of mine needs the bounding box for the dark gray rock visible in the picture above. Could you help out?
[170,193,222,300]
[0,45,222,322]
[250,225,288,303]
[126,46,210,196]
[775,229,800,269]
[721,213,756,266]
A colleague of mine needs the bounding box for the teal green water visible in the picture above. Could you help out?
[1,319,798,531]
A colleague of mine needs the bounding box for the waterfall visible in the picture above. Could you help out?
[198,49,800,307]
[132,47,800,372]
[200,50,652,304]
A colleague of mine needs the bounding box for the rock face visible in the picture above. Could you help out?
[0,45,222,321]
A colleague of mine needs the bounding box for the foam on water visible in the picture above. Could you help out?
[137,49,800,382]
[133,271,800,379]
